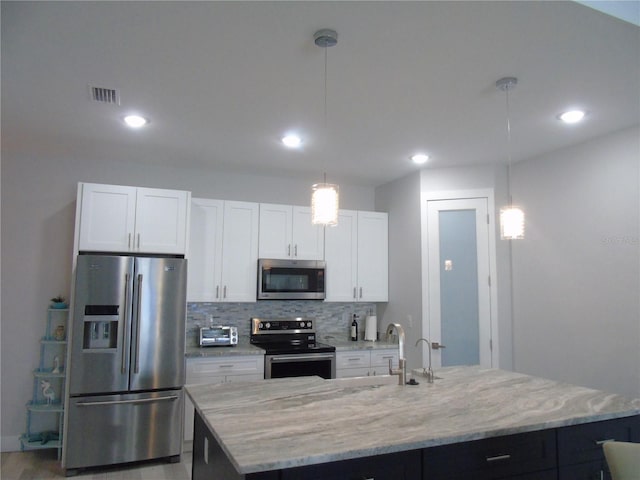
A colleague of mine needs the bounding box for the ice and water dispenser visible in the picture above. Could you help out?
[82,305,119,350]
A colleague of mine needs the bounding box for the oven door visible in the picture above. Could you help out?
[265,352,336,379]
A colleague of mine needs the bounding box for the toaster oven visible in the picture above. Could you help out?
[199,326,238,347]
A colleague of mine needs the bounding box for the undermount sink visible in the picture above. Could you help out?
[331,375,399,388]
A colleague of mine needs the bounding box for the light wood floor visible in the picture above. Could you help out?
[1,446,192,480]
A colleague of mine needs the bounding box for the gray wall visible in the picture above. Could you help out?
[0,152,374,451]
[375,173,423,370]
[511,126,640,398]
[377,164,514,372]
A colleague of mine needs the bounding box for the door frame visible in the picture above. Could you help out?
[420,189,500,368]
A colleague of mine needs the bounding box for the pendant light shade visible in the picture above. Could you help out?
[311,182,339,226]
[496,76,525,240]
[500,206,525,240]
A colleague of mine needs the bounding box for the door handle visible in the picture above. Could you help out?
[121,273,130,374]
[134,274,143,373]
[432,342,446,349]
[77,395,179,407]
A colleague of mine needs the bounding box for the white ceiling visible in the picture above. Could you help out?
[2,1,639,187]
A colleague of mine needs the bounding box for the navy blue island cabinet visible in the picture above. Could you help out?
[192,410,639,480]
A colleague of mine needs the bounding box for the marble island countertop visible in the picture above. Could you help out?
[185,366,640,475]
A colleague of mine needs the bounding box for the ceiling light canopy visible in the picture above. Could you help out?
[558,110,586,124]
[123,114,148,128]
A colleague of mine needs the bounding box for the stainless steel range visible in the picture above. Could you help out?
[250,318,336,379]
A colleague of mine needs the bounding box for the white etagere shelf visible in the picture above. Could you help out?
[19,307,68,459]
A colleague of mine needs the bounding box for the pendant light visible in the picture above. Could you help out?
[311,29,339,227]
[496,76,525,240]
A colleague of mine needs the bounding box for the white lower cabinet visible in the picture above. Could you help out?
[184,355,264,443]
[336,349,398,378]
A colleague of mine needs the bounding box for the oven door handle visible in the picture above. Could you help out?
[269,353,335,363]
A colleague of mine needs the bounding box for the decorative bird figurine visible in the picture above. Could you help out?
[40,379,55,405]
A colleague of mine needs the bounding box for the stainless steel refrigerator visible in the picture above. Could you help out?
[64,254,187,472]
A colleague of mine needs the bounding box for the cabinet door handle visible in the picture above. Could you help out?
[223,286,227,299]
[486,454,511,463]
[216,286,220,299]
[288,244,291,257]
[359,287,363,298]
[294,244,298,256]
[353,287,357,299]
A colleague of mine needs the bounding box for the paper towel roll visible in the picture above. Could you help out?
[364,315,377,341]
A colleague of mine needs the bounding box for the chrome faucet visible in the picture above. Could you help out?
[415,338,434,383]
[386,323,406,386]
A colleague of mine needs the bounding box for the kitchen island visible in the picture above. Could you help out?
[185,366,640,479]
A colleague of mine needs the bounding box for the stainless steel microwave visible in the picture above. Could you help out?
[257,259,326,300]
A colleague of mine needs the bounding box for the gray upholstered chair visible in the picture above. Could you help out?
[603,441,640,480]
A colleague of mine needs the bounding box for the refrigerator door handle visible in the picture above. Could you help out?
[121,273,131,374]
[76,395,179,407]
[133,273,143,374]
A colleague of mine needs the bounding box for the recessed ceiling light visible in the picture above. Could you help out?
[123,114,149,128]
[281,134,303,148]
[558,110,586,124]
[411,153,429,164]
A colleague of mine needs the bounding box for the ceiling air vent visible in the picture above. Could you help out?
[89,85,120,105]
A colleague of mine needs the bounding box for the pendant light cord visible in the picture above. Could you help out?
[505,85,513,208]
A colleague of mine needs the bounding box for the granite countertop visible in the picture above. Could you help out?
[185,340,264,358]
[329,338,398,351]
[185,336,397,357]
[185,365,640,474]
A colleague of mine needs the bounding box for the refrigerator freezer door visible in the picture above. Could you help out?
[69,255,134,395]
[65,390,183,471]
[129,257,187,391]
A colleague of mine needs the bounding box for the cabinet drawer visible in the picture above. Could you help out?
[187,356,263,380]
[559,459,610,480]
[370,350,398,367]
[423,429,557,479]
[281,448,421,480]
[336,351,369,369]
[557,416,640,466]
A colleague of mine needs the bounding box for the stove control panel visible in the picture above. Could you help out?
[251,317,315,334]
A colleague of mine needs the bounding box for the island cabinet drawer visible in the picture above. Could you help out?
[280,449,422,480]
[558,459,611,480]
[422,429,557,479]
[557,416,640,467]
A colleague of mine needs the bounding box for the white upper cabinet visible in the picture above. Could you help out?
[324,210,358,302]
[187,199,259,302]
[77,183,190,255]
[258,204,324,260]
[187,199,224,301]
[356,211,389,302]
[325,210,388,302]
